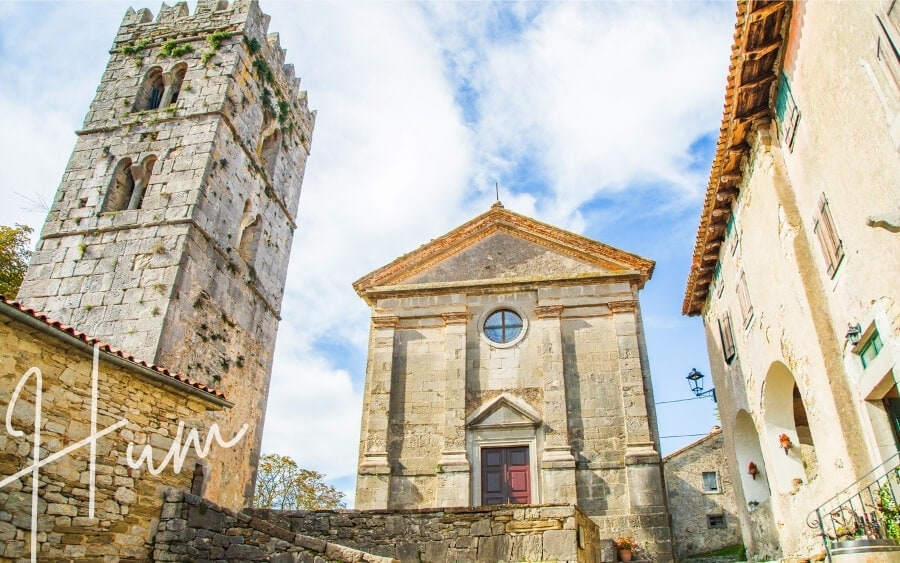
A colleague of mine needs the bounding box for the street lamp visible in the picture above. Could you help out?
[846,323,862,345]
[686,368,717,402]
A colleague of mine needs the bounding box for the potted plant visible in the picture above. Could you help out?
[615,536,635,562]
[748,461,759,479]
[778,433,793,454]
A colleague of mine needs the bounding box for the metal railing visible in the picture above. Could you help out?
[807,453,900,559]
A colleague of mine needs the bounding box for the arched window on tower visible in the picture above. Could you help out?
[136,67,165,111]
[102,158,135,213]
[259,129,281,180]
[127,155,157,210]
[162,62,188,107]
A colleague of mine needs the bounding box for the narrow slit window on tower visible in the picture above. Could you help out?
[239,212,262,265]
[259,129,281,180]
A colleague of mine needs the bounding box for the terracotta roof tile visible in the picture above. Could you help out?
[0,294,226,400]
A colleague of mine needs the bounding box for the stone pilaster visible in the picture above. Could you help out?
[357,314,397,509]
[610,299,666,515]
[436,310,470,507]
[535,304,576,504]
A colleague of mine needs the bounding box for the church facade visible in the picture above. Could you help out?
[354,203,674,561]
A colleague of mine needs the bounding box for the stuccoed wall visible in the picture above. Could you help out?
[246,504,600,563]
[695,1,900,558]
[0,304,217,561]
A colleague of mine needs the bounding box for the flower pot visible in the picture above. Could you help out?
[619,549,633,562]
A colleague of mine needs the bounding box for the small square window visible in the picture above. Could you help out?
[702,471,720,493]
[860,330,884,369]
[707,514,726,528]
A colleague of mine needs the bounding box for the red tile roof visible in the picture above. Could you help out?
[0,295,226,401]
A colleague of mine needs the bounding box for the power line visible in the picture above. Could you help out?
[655,396,703,405]
[660,433,708,439]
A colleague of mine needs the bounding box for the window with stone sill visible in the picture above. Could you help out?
[702,471,720,493]
[859,330,884,369]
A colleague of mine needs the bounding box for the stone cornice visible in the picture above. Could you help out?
[608,300,637,314]
[441,311,469,325]
[683,0,791,316]
[371,315,400,329]
[534,305,565,319]
[359,272,647,304]
[353,205,655,304]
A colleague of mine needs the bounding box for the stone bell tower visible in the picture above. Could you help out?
[16,0,314,509]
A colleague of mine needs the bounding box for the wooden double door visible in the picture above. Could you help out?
[481,446,531,505]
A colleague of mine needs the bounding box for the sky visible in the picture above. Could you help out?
[0,0,734,504]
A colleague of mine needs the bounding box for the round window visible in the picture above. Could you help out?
[483,309,524,344]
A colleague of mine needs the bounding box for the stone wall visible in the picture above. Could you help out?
[663,428,743,559]
[0,300,224,561]
[246,504,600,563]
[153,491,392,562]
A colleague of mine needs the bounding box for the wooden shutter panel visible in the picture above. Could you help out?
[814,195,844,277]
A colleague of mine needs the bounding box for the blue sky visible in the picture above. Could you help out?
[0,0,736,503]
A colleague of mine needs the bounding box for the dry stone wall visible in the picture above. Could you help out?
[153,491,392,563]
[0,305,219,561]
[246,504,600,563]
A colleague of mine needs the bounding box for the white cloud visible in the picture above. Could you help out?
[0,0,732,500]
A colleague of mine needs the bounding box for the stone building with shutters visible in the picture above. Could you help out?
[353,202,674,561]
[683,0,900,560]
[663,426,743,559]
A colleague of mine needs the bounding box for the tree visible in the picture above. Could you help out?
[0,224,33,298]
[254,453,346,510]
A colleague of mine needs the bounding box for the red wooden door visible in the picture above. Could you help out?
[481,446,530,505]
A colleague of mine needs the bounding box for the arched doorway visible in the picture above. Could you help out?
[761,362,819,492]
[734,409,771,506]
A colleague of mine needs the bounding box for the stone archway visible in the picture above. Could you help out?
[761,362,819,492]
[734,409,771,506]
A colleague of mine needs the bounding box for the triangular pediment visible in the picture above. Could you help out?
[467,393,542,429]
[354,205,654,301]
[400,230,616,285]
